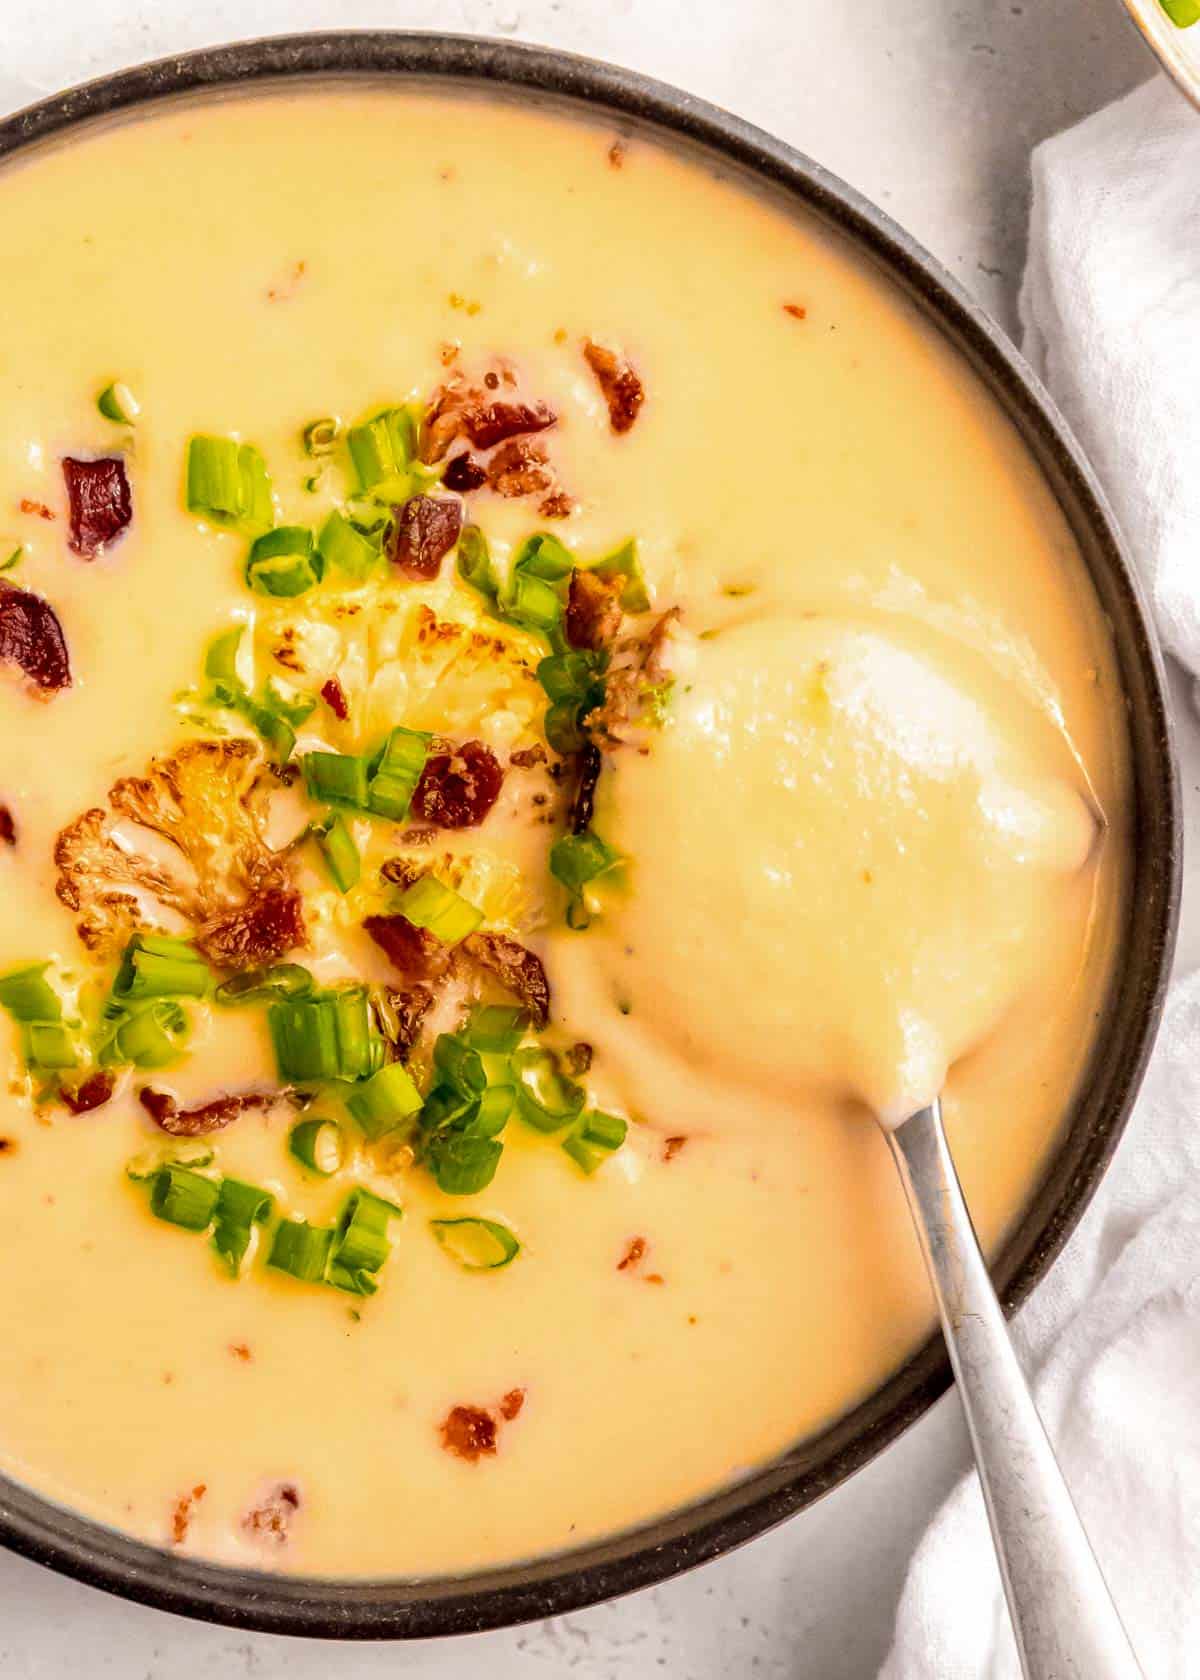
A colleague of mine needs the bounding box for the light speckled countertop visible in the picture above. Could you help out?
[0,3,1170,1675]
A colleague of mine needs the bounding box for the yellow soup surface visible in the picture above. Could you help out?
[0,88,1126,1577]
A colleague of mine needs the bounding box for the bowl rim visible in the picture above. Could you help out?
[1120,0,1200,114]
[0,28,1181,1641]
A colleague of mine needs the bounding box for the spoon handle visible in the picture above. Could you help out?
[888,1101,1144,1680]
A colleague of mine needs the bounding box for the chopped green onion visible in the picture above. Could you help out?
[590,537,650,613]
[501,569,563,636]
[150,1165,220,1231]
[214,964,315,1006]
[432,1033,487,1101]
[543,698,588,755]
[113,933,210,1001]
[302,750,370,809]
[211,1177,274,1275]
[126,1141,213,1181]
[328,1188,401,1296]
[0,544,22,573]
[419,1082,481,1136]
[366,727,429,822]
[510,1046,585,1133]
[288,1116,344,1175]
[431,1216,520,1270]
[230,691,296,763]
[475,1083,515,1136]
[317,508,380,582]
[312,812,361,893]
[456,524,500,600]
[550,830,623,927]
[537,649,607,704]
[268,1218,334,1283]
[267,986,382,1083]
[463,1004,528,1054]
[245,526,322,598]
[302,417,340,457]
[512,531,574,582]
[262,679,317,728]
[1159,0,1200,24]
[97,381,140,426]
[0,963,62,1022]
[204,626,244,687]
[395,876,484,944]
[103,999,190,1069]
[427,1132,504,1196]
[22,1020,80,1070]
[348,405,418,495]
[346,1060,423,1140]
[562,1109,628,1174]
[186,436,274,536]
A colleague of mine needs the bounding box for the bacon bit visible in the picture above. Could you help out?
[499,1387,526,1421]
[19,498,54,521]
[509,743,547,770]
[230,1343,253,1362]
[539,489,574,520]
[387,494,463,581]
[320,676,349,721]
[570,742,602,836]
[59,1070,116,1116]
[461,932,551,1028]
[364,914,453,983]
[442,452,487,493]
[486,436,555,499]
[379,857,424,889]
[441,1405,498,1462]
[242,1482,301,1544]
[585,609,679,749]
[608,139,626,168]
[565,1041,593,1076]
[194,886,305,968]
[583,340,645,435]
[617,1236,647,1272]
[170,1484,206,1546]
[412,740,503,829]
[373,984,434,1054]
[566,568,623,652]
[62,457,132,558]
[663,1135,688,1162]
[783,302,807,320]
[0,805,14,846]
[0,582,72,693]
[139,1085,273,1137]
[465,400,556,452]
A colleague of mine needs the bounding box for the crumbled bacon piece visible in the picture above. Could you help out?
[195,886,305,968]
[440,1405,498,1462]
[0,805,14,846]
[539,489,574,520]
[509,744,547,770]
[783,302,807,320]
[617,1236,647,1271]
[230,1343,253,1362]
[412,740,503,829]
[565,1042,593,1076]
[422,367,556,463]
[0,582,71,693]
[320,676,349,721]
[19,498,54,520]
[585,609,679,748]
[170,1484,206,1546]
[464,400,556,452]
[387,494,463,581]
[583,340,645,435]
[443,453,487,492]
[663,1135,687,1162]
[364,914,452,983]
[486,437,554,500]
[59,1071,116,1115]
[499,1387,526,1421]
[242,1482,300,1544]
[460,932,550,1028]
[570,742,602,836]
[373,984,435,1054]
[62,456,132,558]
[139,1085,272,1137]
[565,568,623,652]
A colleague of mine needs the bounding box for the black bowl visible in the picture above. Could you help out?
[0,29,1180,1640]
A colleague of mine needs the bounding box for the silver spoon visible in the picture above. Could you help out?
[888,1099,1144,1679]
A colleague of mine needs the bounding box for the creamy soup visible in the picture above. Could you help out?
[0,89,1126,1578]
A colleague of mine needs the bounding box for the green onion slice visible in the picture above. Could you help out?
[346,1060,423,1140]
[475,1083,515,1137]
[431,1216,520,1270]
[589,537,650,613]
[329,1188,401,1278]
[214,963,315,1005]
[510,1046,585,1133]
[432,1033,487,1102]
[501,569,563,637]
[22,1020,80,1070]
[268,1218,334,1284]
[126,1141,214,1181]
[97,381,140,426]
[204,626,244,687]
[395,876,484,945]
[302,417,340,457]
[268,986,382,1083]
[113,933,210,1001]
[288,1116,345,1175]
[427,1133,504,1196]
[537,649,607,704]
[456,524,500,601]
[463,1004,528,1054]
[302,750,370,810]
[0,963,63,1022]
[186,436,274,536]
[562,1109,628,1174]
[262,679,317,728]
[245,526,323,598]
[366,727,429,822]
[317,508,380,582]
[312,812,361,894]
[512,531,574,582]
[550,830,623,928]
[211,1177,274,1275]
[103,999,190,1069]
[150,1164,221,1232]
[0,543,22,573]
[347,405,418,496]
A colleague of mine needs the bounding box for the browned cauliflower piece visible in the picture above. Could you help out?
[54,739,298,960]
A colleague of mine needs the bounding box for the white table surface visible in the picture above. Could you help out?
[0,3,1191,1676]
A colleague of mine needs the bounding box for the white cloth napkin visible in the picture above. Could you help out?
[882,74,1200,1680]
